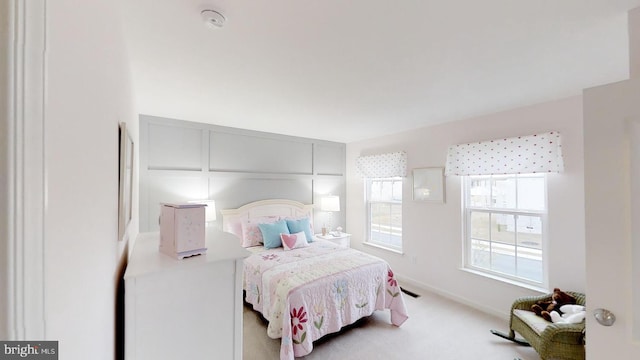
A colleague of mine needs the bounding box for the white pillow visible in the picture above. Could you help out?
[280,231,309,251]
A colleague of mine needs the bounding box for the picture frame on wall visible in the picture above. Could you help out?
[118,122,134,241]
[412,167,445,203]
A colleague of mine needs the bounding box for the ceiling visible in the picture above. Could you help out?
[120,0,640,143]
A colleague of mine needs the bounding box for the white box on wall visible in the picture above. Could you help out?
[160,203,207,259]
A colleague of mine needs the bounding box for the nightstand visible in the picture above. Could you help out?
[315,233,351,248]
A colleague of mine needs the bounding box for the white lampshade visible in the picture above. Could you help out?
[203,200,217,222]
[189,199,217,222]
[320,196,340,212]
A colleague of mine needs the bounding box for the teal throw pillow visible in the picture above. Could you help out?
[286,217,313,243]
[259,220,290,249]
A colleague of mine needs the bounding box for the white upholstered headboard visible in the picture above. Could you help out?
[221,199,314,238]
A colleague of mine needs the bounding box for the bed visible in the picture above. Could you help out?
[221,199,408,360]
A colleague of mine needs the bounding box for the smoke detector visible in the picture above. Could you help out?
[201,9,225,28]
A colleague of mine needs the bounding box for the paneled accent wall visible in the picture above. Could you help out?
[139,115,346,233]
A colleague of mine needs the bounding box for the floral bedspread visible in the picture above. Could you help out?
[243,239,409,359]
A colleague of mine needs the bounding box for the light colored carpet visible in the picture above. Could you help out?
[243,288,540,359]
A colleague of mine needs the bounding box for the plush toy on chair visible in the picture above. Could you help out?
[531,287,577,322]
[491,289,586,360]
[549,304,586,324]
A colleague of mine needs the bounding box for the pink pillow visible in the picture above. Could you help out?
[229,220,243,239]
[280,231,309,251]
[241,216,279,247]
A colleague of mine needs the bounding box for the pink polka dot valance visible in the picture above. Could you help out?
[444,131,564,176]
[356,151,407,178]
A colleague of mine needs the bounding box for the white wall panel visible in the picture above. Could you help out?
[211,178,312,210]
[139,115,345,233]
[315,144,345,175]
[148,124,203,170]
[210,132,312,174]
[143,176,209,232]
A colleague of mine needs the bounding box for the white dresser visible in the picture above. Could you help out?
[124,229,249,360]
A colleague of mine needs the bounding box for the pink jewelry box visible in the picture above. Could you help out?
[159,203,207,259]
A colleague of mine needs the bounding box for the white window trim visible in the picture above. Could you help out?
[364,177,403,253]
[363,241,404,255]
[462,174,549,289]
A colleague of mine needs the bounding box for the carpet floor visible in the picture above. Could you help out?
[243,288,540,359]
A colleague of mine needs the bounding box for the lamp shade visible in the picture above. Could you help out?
[203,200,217,222]
[320,196,340,212]
[189,199,217,222]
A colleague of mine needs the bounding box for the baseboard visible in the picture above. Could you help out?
[399,287,421,298]
[395,274,510,321]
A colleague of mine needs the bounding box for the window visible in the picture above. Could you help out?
[464,173,546,286]
[366,178,402,252]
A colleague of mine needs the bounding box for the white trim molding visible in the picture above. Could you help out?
[1,0,47,340]
[395,274,510,321]
[630,118,640,341]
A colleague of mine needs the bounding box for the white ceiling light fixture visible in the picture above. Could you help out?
[201,9,225,29]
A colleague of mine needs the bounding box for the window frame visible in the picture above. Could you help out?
[462,173,548,288]
[364,177,403,253]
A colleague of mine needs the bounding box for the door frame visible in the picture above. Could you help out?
[1,0,47,340]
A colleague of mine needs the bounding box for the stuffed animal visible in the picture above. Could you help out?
[549,304,586,324]
[531,288,577,322]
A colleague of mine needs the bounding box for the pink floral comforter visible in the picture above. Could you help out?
[243,239,409,359]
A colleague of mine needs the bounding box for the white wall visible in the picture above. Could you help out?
[44,1,137,359]
[582,7,640,355]
[346,96,586,317]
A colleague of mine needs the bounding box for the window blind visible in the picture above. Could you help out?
[356,151,407,178]
[445,131,564,176]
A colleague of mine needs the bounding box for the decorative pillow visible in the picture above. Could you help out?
[259,220,290,249]
[241,216,279,247]
[280,231,309,251]
[285,217,314,243]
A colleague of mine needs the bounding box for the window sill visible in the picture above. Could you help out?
[363,241,404,255]
[459,267,548,293]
